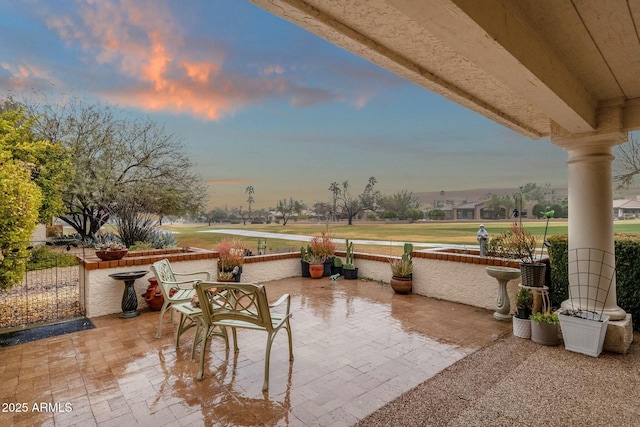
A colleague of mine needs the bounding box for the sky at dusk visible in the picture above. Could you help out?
[3,0,630,211]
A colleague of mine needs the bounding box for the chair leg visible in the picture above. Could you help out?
[263,332,275,392]
[175,312,186,349]
[197,325,211,380]
[220,326,230,351]
[155,302,170,339]
[286,321,294,361]
[190,317,202,362]
[231,328,239,352]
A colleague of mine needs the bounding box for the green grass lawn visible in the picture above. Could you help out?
[164,219,640,256]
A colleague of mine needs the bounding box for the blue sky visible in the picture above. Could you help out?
[0,0,577,209]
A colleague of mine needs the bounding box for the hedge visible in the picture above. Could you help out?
[547,233,640,329]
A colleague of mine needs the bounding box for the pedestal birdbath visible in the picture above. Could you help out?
[485,266,521,321]
[109,270,148,318]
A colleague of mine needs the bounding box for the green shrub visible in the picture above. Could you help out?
[428,209,445,220]
[27,245,77,270]
[548,233,640,329]
[147,228,177,249]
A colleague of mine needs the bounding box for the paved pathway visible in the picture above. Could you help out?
[201,228,470,249]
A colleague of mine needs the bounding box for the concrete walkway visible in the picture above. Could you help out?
[357,331,640,427]
[201,228,468,249]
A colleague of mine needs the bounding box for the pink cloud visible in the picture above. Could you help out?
[0,62,57,90]
[44,0,244,120]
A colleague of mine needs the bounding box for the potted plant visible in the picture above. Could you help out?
[307,254,326,279]
[558,309,609,357]
[530,311,559,346]
[331,257,344,276]
[492,222,545,288]
[216,237,246,282]
[390,243,413,294]
[513,287,532,339]
[217,271,236,282]
[558,247,613,357]
[310,231,336,277]
[342,239,358,280]
[95,241,128,261]
[300,245,311,277]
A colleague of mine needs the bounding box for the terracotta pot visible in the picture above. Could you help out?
[309,264,324,279]
[390,276,412,294]
[95,249,128,261]
[142,277,164,311]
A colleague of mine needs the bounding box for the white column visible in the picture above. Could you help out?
[551,109,627,320]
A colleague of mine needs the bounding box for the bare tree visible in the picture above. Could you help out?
[338,177,379,225]
[26,98,206,239]
[276,198,302,226]
[614,137,640,189]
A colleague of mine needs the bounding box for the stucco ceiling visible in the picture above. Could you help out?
[250,0,640,139]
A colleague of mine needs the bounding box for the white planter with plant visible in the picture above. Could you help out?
[558,247,615,357]
[513,287,532,339]
[559,310,609,357]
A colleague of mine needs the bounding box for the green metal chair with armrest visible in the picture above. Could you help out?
[150,259,210,339]
[194,280,294,391]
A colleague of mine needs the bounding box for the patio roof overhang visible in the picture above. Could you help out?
[250,0,640,139]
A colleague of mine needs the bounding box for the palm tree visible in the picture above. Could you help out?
[246,185,255,222]
[329,181,340,222]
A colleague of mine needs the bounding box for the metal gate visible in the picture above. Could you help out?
[0,240,85,330]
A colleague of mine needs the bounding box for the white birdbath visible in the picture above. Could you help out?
[485,266,521,321]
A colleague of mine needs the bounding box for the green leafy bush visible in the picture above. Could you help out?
[27,245,77,271]
[548,233,640,330]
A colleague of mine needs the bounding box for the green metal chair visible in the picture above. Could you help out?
[194,280,294,391]
[171,299,229,361]
[150,259,210,339]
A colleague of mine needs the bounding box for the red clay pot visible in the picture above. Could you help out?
[309,264,324,279]
[390,276,412,294]
[142,277,164,311]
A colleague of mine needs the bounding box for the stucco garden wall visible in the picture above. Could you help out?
[79,247,527,319]
[352,249,521,312]
[79,249,302,318]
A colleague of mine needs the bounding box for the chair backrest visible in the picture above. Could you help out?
[195,281,273,331]
[150,259,176,296]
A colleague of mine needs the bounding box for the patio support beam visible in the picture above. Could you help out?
[550,106,627,321]
[388,0,597,134]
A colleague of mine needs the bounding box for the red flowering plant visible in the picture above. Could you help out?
[216,237,247,271]
[309,231,336,262]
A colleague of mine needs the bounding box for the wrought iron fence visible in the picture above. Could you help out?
[0,240,85,329]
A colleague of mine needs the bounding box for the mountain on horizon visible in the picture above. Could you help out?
[414,187,568,206]
[416,184,640,207]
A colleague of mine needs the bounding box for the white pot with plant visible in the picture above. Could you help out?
[513,287,533,339]
[558,247,614,357]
